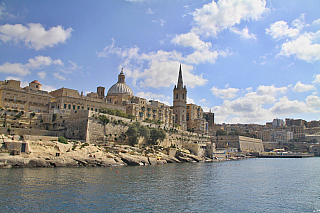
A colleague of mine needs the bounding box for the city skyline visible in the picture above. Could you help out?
[0,0,319,124]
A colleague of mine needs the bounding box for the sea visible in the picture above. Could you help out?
[0,158,319,213]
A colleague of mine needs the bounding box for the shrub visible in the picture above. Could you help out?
[58,136,68,144]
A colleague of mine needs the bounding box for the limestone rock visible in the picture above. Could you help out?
[27,158,50,167]
[118,153,147,166]
[159,154,180,163]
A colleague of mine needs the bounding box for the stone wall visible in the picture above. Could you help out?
[0,127,65,137]
[239,136,264,152]
[216,135,264,152]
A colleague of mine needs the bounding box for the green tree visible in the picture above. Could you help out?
[29,112,36,127]
[216,129,227,136]
[7,127,11,135]
[126,125,139,146]
[139,125,150,139]
[58,136,68,144]
[52,113,58,122]
[99,115,110,135]
[149,128,166,145]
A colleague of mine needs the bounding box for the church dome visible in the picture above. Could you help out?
[107,83,133,96]
[107,69,133,96]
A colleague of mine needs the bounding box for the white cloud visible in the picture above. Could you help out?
[0,23,73,50]
[0,55,63,77]
[207,84,319,124]
[306,95,320,109]
[136,91,171,106]
[58,60,82,74]
[270,96,317,115]
[293,81,316,92]
[256,85,287,95]
[41,85,56,92]
[53,59,64,66]
[199,98,208,105]
[171,32,212,50]
[191,0,268,37]
[212,91,276,123]
[37,71,46,79]
[313,74,320,84]
[230,27,256,39]
[266,20,300,40]
[146,8,154,14]
[267,15,320,63]
[211,86,239,99]
[313,18,320,25]
[27,56,53,69]
[0,62,30,76]
[278,31,320,63]
[187,97,195,104]
[0,3,16,19]
[53,72,66,81]
[97,39,221,88]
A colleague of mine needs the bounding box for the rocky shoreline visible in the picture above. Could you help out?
[0,135,215,169]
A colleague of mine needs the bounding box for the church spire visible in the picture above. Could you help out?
[177,64,183,89]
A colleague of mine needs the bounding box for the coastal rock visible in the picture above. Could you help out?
[118,153,147,166]
[176,155,194,162]
[3,157,26,167]
[159,154,180,163]
[48,157,79,167]
[148,157,157,165]
[27,158,51,167]
[176,151,204,162]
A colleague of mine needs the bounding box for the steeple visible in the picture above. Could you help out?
[177,64,183,89]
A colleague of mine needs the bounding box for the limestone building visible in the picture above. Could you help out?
[0,80,51,113]
[105,69,174,126]
[49,87,125,113]
[186,103,208,134]
[172,64,187,130]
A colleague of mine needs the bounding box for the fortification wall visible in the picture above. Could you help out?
[239,136,264,152]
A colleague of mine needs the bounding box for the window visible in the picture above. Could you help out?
[87,107,89,110]
[176,94,178,99]
[73,105,75,110]
[182,94,184,99]
[64,104,67,109]
[68,104,71,109]
[77,106,80,109]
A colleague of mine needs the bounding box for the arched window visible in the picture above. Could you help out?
[183,94,184,99]
[176,94,178,99]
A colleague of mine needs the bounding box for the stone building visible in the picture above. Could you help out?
[49,87,125,113]
[186,103,208,134]
[0,80,51,113]
[125,97,174,126]
[105,69,174,126]
[172,64,187,130]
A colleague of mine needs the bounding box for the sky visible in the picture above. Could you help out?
[0,0,319,124]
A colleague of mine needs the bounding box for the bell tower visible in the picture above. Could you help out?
[173,64,187,130]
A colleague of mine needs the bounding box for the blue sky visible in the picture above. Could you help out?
[0,0,319,124]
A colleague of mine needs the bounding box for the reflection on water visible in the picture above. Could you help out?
[1,158,320,212]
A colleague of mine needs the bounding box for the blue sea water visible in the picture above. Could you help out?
[0,158,320,212]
